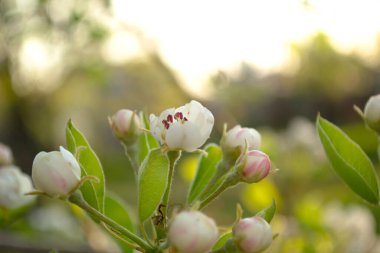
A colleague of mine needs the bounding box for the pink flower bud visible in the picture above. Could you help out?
[364,94,380,134]
[237,150,270,183]
[0,166,35,209]
[224,125,261,151]
[233,216,272,253]
[0,143,13,165]
[32,146,81,198]
[168,211,219,253]
[109,109,141,144]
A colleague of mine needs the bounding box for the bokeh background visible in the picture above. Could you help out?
[1,0,380,252]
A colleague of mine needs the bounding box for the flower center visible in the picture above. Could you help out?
[162,112,188,129]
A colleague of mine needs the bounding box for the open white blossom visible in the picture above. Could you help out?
[32,146,81,198]
[150,100,214,152]
[0,165,35,209]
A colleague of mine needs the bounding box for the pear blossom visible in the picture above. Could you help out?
[233,216,272,253]
[364,94,380,133]
[236,150,271,183]
[0,143,13,165]
[168,211,218,253]
[0,165,35,209]
[150,100,214,152]
[32,146,81,198]
[108,109,141,143]
[224,125,261,151]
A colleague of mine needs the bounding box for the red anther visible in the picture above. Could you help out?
[162,120,170,129]
[167,114,173,123]
[174,112,183,120]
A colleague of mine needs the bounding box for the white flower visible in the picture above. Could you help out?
[0,165,35,209]
[224,125,261,151]
[233,216,272,253]
[168,211,219,253]
[0,143,13,165]
[364,94,380,133]
[236,150,271,183]
[32,146,81,198]
[150,100,214,152]
[108,109,141,143]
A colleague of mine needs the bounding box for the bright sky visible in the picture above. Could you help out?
[109,0,380,95]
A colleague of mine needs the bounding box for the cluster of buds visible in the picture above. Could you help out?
[168,210,273,253]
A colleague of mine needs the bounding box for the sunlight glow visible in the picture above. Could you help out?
[111,0,380,96]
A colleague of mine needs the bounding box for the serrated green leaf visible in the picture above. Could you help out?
[138,148,169,221]
[105,193,135,253]
[187,144,223,205]
[317,115,379,204]
[212,231,232,250]
[66,120,106,213]
[256,200,276,223]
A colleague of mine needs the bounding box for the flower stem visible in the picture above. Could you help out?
[199,173,239,210]
[155,150,181,241]
[69,192,154,253]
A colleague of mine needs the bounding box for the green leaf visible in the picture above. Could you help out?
[66,120,106,213]
[138,148,169,222]
[256,200,276,223]
[138,112,159,164]
[317,115,380,204]
[105,193,135,253]
[212,231,232,250]
[187,144,223,205]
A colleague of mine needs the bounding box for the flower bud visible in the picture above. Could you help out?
[168,211,219,253]
[236,150,270,183]
[109,109,141,144]
[233,216,272,253]
[32,146,81,198]
[0,143,13,166]
[364,94,380,134]
[0,166,35,209]
[224,125,261,151]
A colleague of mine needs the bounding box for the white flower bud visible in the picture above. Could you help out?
[108,109,141,144]
[0,143,13,165]
[150,100,214,152]
[168,211,219,253]
[224,125,261,151]
[233,216,272,253]
[0,166,35,209]
[364,94,380,134]
[236,150,270,183]
[32,146,81,198]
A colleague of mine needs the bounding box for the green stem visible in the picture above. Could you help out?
[155,150,181,241]
[199,159,230,200]
[199,173,239,210]
[69,192,154,253]
[123,142,139,176]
